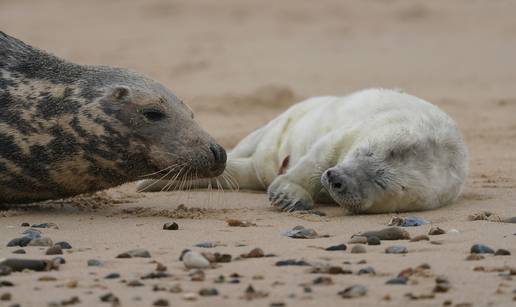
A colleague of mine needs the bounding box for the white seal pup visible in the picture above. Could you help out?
[138,88,468,214]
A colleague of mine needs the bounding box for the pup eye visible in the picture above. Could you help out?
[142,109,166,121]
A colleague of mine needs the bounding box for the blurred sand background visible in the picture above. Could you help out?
[1,0,516,306]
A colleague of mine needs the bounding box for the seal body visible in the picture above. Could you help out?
[139,88,468,214]
[0,32,226,204]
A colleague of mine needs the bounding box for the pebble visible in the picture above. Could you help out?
[338,284,367,298]
[163,222,179,230]
[313,276,333,285]
[410,234,430,242]
[385,246,408,254]
[226,219,255,227]
[433,276,451,293]
[54,241,72,249]
[100,293,120,306]
[494,249,511,256]
[275,259,310,266]
[448,228,460,234]
[27,237,53,247]
[325,244,347,251]
[358,266,376,275]
[270,302,286,307]
[11,249,25,254]
[182,251,210,269]
[243,248,264,258]
[310,266,352,275]
[31,223,58,229]
[354,227,410,240]
[388,216,430,227]
[21,222,30,227]
[6,237,32,247]
[155,262,167,271]
[199,288,219,296]
[45,246,63,255]
[38,275,57,281]
[22,228,42,239]
[66,280,78,288]
[0,258,55,272]
[104,273,120,279]
[87,259,103,267]
[428,226,446,235]
[0,292,11,301]
[116,248,151,258]
[182,293,197,301]
[242,285,269,300]
[214,253,232,263]
[127,280,144,287]
[386,276,408,285]
[284,225,318,239]
[153,298,169,306]
[0,266,11,277]
[348,236,367,244]
[141,272,171,279]
[470,244,494,254]
[367,236,381,245]
[350,245,367,254]
[466,254,484,261]
[195,241,221,248]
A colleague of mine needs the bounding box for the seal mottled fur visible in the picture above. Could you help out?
[139,89,468,214]
[0,32,226,204]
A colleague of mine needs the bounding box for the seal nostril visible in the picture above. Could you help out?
[209,144,227,165]
[333,182,342,189]
[326,170,333,177]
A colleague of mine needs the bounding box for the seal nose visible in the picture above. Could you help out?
[326,170,346,192]
[209,143,227,166]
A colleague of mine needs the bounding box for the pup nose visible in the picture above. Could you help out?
[209,143,227,166]
[326,170,346,192]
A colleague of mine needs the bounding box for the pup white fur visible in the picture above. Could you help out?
[138,88,468,214]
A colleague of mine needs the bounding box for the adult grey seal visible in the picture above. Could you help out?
[139,88,468,214]
[0,32,226,204]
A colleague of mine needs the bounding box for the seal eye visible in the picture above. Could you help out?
[142,109,166,121]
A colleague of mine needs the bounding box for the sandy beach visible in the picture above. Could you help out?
[1,0,516,306]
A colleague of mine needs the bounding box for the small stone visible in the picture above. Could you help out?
[182,293,197,301]
[0,281,13,287]
[386,276,408,285]
[313,276,333,285]
[385,246,408,254]
[367,236,381,245]
[31,223,58,229]
[348,236,367,244]
[163,222,179,230]
[155,262,167,271]
[388,216,430,227]
[252,274,264,280]
[7,237,32,247]
[104,273,120,279]
[270,302,286,307]
[448,228,460,234]
[87,259,103,267]
[0,258,55,272]
[358,266,376,275]
[66,280,78,288]
[22,228,42,239]
[284,225,318,239]
[199,288,219,296]
[45,246,63,255]
[54,241,72,249]
[182,251,210,269]
[470,244,494,254]
[338,284,367,298]
[495,249,511,256]
[410,235,430,242]
[194,241,221,248]
[28,237,53,247]
[275,259,310,266]
[434,282,451,293]
[21,222,30,227]
[141,271,171,279]
[153,298,169,306]
[127,280,144,287]
[116,248,151,258]
[214,253,232,263]
[350,245,367,253]
[430,240,443,245]
[38,275,57,281]
[241,285,269,300]
[226,219,255,227]
[100,293,120,303]
[466,254,484,261]
[354,227,410,240]
[12,249,25,254]
[428,226,446,235]
[244,248,264,258]
[0,292,11,301]
[325,244,347,251]
[190,269,205,281]
[398,267,414,278]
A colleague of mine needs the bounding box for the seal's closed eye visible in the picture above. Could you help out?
[142,109,166,121]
